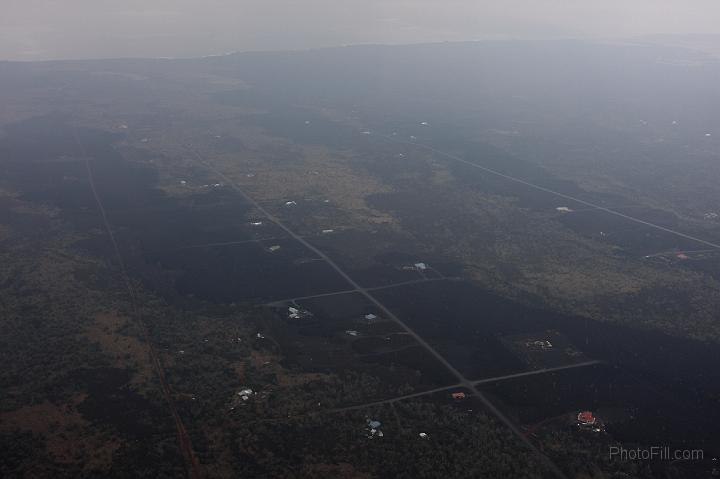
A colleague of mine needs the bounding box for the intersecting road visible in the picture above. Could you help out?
[188,146,570,479]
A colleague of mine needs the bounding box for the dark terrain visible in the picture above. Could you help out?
[1,40,720,478]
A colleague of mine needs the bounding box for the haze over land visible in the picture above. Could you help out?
[2,0,720,60]
[2,2,720,479]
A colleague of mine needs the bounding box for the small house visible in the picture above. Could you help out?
[577,411,596,426]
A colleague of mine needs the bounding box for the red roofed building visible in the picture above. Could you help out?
[577,411,596,426]
[451,392,466,400]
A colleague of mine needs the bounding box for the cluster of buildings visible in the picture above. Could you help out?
[229,387,257,411]
[238,387,255,402]
[287,306,313,320]
[366,419,383,438]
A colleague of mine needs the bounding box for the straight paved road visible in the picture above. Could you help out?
[377,133,720,251]
[189,146,570,479]
[474,360,603,385]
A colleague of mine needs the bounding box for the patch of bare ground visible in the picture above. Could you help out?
[185,136,398,227]
[247,349,330,389]
[82,312,154,388]
[0,397,121,471]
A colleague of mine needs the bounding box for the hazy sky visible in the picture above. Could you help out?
[2,0,720,61]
